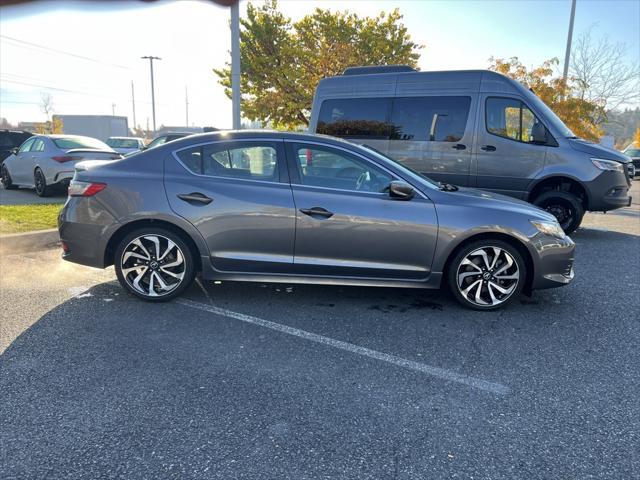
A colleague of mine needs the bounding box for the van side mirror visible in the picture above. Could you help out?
[388,181,415,200]
[530,122,547,144]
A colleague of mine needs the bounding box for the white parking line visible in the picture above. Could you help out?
[177,298,510,396]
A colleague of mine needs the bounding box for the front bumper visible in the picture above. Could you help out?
[531,234,575,290]
[584,170,632,211]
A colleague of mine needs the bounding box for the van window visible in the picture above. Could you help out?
[390,96,471,141]
[317,98,392,139]
[486,97,545,143]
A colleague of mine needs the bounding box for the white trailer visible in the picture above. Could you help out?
[53,115,129,142]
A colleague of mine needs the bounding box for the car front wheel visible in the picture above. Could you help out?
[447,240,526,310]
[1,164,17,189]
[114,228,196,301]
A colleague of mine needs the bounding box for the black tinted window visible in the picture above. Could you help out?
[177,143,278,181]
[390,96,471,142]
[317,98,392,139]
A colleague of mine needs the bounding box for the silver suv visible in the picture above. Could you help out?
[309,66,633,233]
[59,131,575,310]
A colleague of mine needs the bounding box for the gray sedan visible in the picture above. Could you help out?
[1,134,121,196]
[58,131,575,310]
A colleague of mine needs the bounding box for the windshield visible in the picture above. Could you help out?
[358,144,440,188]
[53,136,111,150]
[624,148,640,156]
[524,90,575,138]
[107,138,139,148]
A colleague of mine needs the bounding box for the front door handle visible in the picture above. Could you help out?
[299,207,334,219]
[452,143,466,150]
[480,145,496,152]
[177,192,213,205]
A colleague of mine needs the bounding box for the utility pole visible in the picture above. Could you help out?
[131,81,137,129]
[230,1,241,129]
[111,103,116,116]
[141,55,161,132]
[185,86,189,127]
[562,0,577,80]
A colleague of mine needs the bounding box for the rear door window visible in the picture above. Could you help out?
[31,139,45,152]
[316,98,392,139]
[176,142,280,182]
[390,96,471,142]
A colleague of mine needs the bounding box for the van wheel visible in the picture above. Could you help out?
[34,168,53,197]
[114,228,196,302]
[533,191,584,234]
[447,240,526,311]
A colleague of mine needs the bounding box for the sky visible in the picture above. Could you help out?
[0,0,638,130]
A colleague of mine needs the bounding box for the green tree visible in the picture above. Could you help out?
[214,0,422,129]
[489,57,605,142]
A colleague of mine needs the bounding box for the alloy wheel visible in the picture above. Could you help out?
[120,234,186,297]
[34,170,45,195]
[456,246,520,307]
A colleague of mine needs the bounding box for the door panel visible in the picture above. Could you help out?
[475,95,547,198]
[387,95,477,187]
[11,137,36,185]
[164,141,296,274]
[291,187,438,280]
[286,141,438,280]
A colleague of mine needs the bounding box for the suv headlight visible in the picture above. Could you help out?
[531,220,566,238]
[591,158,624,172]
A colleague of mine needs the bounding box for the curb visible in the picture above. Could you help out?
[0,228,60,254]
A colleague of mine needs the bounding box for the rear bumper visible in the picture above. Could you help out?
[58,198,116,268]
[584,171,632,211]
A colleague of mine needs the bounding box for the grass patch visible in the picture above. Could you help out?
[0,204,62,234]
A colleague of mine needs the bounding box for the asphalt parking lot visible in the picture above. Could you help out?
[1,184,639,479]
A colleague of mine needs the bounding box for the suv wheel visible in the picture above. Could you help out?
[1,164,17,189]
[34,168,53,197]
[447,240,526,311]
[533,191,584,234]
[114,228,196,301]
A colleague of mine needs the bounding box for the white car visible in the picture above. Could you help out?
[106,136,145,155]
[1,134,121,196]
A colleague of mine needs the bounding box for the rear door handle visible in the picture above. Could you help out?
[480,145,496,152]
[452,144,466,150]
[177,192,213,205]
[299,207,334,218]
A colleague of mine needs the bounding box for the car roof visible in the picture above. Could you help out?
[163,129,358,150]
[108,136,142,140]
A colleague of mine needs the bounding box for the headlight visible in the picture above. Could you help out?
[591,158,624,172]
[530,220,566,238]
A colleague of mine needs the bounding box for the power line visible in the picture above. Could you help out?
[0,34,130,70]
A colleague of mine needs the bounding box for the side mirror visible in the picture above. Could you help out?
[10,147,18,155]
[530,122,547,144]
[388,181,415,200]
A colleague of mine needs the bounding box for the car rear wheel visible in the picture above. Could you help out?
[114,228,196,302]
[533,191,584,235]
[447,240,526,311]
[1,164,17,189]
[34,168,53,197]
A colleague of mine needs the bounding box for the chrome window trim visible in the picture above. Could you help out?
[171,138,285,186]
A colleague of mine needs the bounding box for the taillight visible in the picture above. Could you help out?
[68,180,107,197]
[52,155,81,163]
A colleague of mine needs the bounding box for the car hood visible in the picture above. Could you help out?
[440,186,557,222]
[568,138,630,163]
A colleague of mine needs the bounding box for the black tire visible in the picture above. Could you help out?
[34,168,53,197]
[1,164,17,189]
[114,227,196,302]
[532,190,584,234]
[447,239,526,311]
